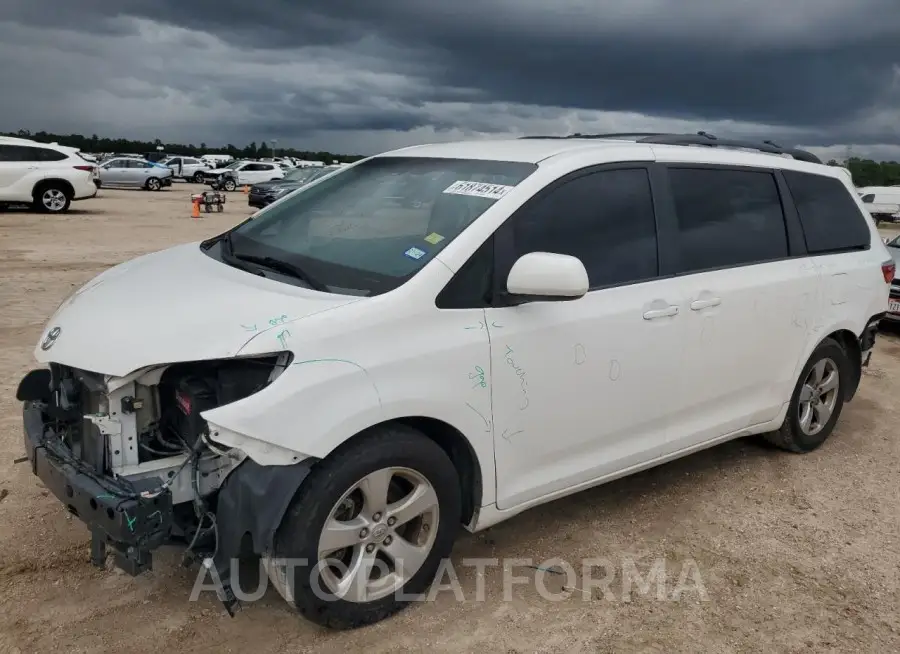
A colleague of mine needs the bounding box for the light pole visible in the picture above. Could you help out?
[270,139,278,158]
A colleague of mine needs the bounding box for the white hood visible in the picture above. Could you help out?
[33,242,360,377]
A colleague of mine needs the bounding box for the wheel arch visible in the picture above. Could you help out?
[825,328,863,401]
[32,178,74,198]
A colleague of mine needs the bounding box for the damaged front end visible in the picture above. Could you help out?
[17,351,315,615]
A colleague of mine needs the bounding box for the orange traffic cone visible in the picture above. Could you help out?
[242,185,249,194]
[191,199,201,219]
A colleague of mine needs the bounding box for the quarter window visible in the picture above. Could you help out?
[783,171,871,253]
[668,167,788,273]
[511,168,659,288]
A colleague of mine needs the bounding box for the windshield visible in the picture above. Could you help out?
[221,161,242,170]
[284,167,325,182]
[226,156,536,295]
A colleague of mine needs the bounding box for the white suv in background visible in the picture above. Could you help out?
[18,132,891,629]
[160,156,213,183]
[0,137,98,213]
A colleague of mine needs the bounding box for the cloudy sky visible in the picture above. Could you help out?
[2,0,899,159]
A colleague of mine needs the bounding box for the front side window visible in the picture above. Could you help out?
[510,167,659,289]
[222,156,537,296]
[669,167,788,273]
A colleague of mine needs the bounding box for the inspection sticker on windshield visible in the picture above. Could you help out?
[443,180,515,199]
[424,232,445,245]
[404,247,427,260]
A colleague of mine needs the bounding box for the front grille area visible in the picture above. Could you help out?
[51,364,109,473]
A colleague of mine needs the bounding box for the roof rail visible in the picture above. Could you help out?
[518,131,821,163]
[518,132,666,140]
[634,132,822,164]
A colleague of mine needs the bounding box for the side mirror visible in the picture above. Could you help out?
[506,252,589,301]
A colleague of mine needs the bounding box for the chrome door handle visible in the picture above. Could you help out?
[690,298,721,311]
[643,306,679,320]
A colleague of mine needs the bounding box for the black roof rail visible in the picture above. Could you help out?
[518,132,667,140]
[634,132,822,164]
[518,130,821,163]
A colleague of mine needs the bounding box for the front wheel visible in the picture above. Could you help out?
[764,337,849,453]
[145,177,162,191]
[223,178,237,192]
[270,425,461,629]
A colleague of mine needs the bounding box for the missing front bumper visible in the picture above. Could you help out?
[22,402,174,575]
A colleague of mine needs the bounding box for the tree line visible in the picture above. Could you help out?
[2,129,365,164]
[826,158,900,187]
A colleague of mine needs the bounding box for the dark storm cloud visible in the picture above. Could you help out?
[1,0,899,153]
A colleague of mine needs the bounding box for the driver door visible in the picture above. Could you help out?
[485,165,689,510]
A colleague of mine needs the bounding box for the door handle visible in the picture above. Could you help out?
[643,306,679,320]
[690,297,721,311]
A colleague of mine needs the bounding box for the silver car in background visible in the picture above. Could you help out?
[97,157,174,191]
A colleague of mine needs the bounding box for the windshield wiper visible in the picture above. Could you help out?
[230,252,329,292]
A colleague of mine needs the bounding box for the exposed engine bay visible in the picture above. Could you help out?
[20,352,292,576]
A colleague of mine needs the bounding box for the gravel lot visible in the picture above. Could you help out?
[1,186,899,653]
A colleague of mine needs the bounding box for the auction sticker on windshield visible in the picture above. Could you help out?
[443,180,514,199]
[404,247,427,260]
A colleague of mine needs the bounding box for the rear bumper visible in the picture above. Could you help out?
[22,402,174,574]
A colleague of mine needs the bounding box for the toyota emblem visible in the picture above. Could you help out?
[40,326,61,351]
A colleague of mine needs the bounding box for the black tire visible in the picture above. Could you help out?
[272,425,461,630]
[32,183,72,213]
[764,337,849,453]
[223,178,237,192]
[192,172,204,183]
[145,177,162,191]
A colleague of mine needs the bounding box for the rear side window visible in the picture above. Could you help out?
[861,194,875,203]
[668,167,788,273]
[782,171,870,253]
[511,167,659,289]
[36,148,68,161]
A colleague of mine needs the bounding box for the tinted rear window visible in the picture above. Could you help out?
[782,171,870,254]
[668,167,788,273]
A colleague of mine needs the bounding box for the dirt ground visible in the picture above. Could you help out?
[1,185,899,653]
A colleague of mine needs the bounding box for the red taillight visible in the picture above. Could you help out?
[882,260,895,284]
[73,165,94,172]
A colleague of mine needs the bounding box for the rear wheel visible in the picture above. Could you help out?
[270,425,461,629]
[764,338,848,453]
[192,172,204,183]
[33,183,72,213]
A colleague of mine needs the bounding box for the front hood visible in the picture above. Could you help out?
[34,242,360,377]
[252,180,301,192]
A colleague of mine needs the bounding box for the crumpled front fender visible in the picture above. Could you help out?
[201,358,384,465]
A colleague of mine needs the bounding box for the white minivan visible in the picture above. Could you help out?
[18,133,891,629]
